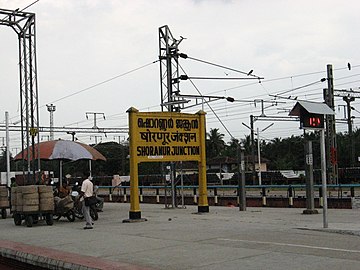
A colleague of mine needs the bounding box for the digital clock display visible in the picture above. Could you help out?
[301,113,324,129]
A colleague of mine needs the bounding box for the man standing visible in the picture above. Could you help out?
[79,172,94,230]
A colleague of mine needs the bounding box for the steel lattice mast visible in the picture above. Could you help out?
[0,8,40,184]
[158,25,186,112]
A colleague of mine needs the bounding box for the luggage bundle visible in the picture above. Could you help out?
[12,185,54,212]
[0,186,9,208]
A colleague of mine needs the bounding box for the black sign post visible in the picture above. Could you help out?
[289,101,334,228]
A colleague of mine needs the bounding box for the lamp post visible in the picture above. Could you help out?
[46,104,56,141]
[238,142,246,211]
[257,123,274,185]
[243,122,274,185]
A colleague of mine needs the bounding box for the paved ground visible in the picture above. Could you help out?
[0,203,359,269]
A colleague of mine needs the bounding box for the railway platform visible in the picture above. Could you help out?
[0,203,359,269]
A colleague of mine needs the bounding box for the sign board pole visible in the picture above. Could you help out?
[197,111,209,213]
[303,140,318,214]
[289,100,333,227]
[126,107,142,221]
[320,129,328,228]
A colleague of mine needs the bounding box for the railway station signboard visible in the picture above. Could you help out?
[125,107,208,221]
[132,110,202,163]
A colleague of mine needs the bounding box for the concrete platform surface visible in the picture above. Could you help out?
[0,203,359,269]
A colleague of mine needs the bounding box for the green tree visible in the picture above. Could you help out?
[0,149,7,172]
[206,128,225,158]
[0,149,15,172]
[262,135,305,170]
[223,137,240,158]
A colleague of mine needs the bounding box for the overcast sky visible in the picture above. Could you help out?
[1,0,360,154]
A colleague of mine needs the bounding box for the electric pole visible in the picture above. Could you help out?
[323,64,338,184]
[250,115,256,185]
[0,9,40,184]
[67,131,76,141]
[343,96,355,166]
[159,25,184,112]
[86,112,106,129]
[333,89,360,168]
[158,25,184,209]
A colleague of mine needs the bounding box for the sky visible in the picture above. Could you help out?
[1,0,360,155]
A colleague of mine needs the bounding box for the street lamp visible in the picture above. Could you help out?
[46,104,56,141]
[242,122,274,185]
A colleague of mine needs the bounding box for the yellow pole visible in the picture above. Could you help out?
[127,107,141,220]
[197,110,209,213]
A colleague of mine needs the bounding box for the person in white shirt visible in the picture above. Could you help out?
[78,172,94,229]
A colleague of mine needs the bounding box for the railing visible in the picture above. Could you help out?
[97,184,360,205]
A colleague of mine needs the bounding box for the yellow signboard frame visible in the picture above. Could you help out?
[126,107,209,221]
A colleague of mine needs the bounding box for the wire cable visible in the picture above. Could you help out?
[40,60,158,108]
[179,63,235,140]
[184,55,261,79]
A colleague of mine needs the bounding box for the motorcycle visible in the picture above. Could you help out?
[71,191,98,221]
[53,195,76,222]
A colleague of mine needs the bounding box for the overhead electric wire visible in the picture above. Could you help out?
[179,63,235,139]
[29,59,360,144]
[41,60,158,108]
[206,64,360,97]
[184,55,260,79]
[61,63,360,129]
[274,79,326,96]
[21,0,40,11]
[186,76,261,80]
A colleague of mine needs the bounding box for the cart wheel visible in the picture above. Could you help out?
[66,210,75,222]
[33,214,39,224]
[1,208,7,219]
[14,213,22,226]
[25,215,33,227]
[74,209,84,219]
[45,214,54,226]
[90,207,98,221]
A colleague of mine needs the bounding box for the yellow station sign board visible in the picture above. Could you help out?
[129,110,204,163]
[126,107,209,219]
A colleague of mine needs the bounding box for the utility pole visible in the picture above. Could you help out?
[0,9,40,184]
[323,64,338,184]
[343,96,355,166]
[256,123,274,185]
[332,88,360,170]
[114,135,126,175]
[250,115,256,185]
[86,112,105,129]
[5,112,10,187]
[159,25,184,209]
[243,120,273,186]
[46,104,56,140]
[159,25,184,112]
[89,134,102,178]
[67,131,76,141]
[303,140,318,214]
